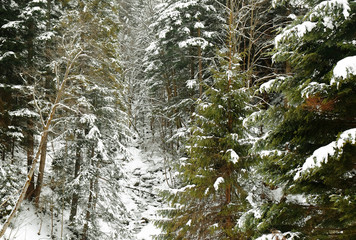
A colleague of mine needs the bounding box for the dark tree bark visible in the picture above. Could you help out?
[25,120,35,201]
[69,146,81,223]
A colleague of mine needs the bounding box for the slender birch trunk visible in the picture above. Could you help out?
[0,50,82,238]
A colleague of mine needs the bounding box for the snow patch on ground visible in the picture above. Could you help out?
[123,145,168,239]
[1,143,167,240]
[2,202,70,240]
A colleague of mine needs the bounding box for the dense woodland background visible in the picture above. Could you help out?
[0,0,356,239]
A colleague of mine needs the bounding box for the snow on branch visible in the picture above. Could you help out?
[301,82,329,98]
[255,230,300,240]
[8,109,39,118]
[275,21,317,48]
[312,0,351,20]
[0,51,16,61]
[178,37,210,49]
[331,55,356,87]
[1,21,22,29]
[294,128,356,180]
[213,177,224,191]
[274,0,351,54]
[226,149,239,164]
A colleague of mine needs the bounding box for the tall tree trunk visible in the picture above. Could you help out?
[34,136,48,206]
[225,0,234,233]
[247,0,255,87]
[25,120,35,200]
[0,49,83,238]
[81,178,94,240]
[81,147,96,240]
[25,15,36,201]
[69,146,81,222]
[197,28,203,98]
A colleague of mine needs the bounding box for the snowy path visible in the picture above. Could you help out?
[2,144,168,240]
[121,145,167,240]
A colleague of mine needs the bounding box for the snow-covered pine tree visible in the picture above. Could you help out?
[249,0,356,238]
[144,0,226,159]
[0,1,26,219]
[0,0,62,217]
[155,44,254,239]
[0,1,24,161]
[47,1,133,239]
[115,0,157,141]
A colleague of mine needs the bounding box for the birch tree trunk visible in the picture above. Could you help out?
[34,136,48,207]
[0,49,82,238]
[25,120,35,201]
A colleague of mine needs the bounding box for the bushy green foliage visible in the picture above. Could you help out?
[156,51,253,239]
[249,1,356,238]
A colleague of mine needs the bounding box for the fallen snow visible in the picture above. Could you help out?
[123,145,168,239]
[2,202,70,240]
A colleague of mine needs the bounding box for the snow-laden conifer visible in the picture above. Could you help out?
[250,0,356,238]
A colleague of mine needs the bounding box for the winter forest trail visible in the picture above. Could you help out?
[2,141,167,240]
[122,144,167,239]
[2,0,355,239]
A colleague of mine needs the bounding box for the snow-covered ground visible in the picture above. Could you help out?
[121,145,168,240]
[2,203,70,240]
[1,142,168,240]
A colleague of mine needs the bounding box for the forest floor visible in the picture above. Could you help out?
[2,139,168,240]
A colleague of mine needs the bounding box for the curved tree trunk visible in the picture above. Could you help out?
[0,49,82,238]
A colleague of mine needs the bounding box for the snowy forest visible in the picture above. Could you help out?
[0,0,355,239]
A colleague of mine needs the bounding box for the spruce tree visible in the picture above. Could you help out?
[144,0,225,158]
[48,1,133,238]
[156,46,254,239]
[249,0,356,238]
